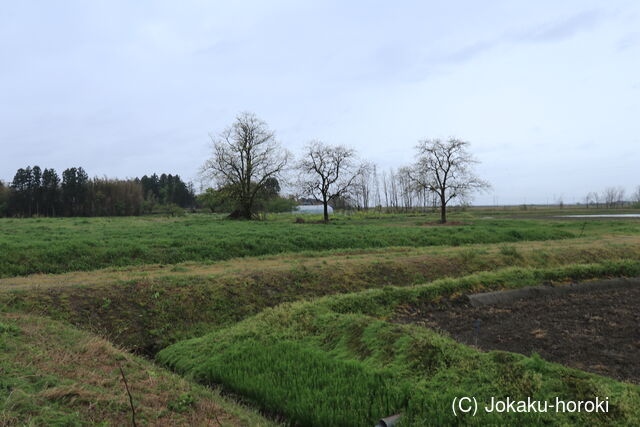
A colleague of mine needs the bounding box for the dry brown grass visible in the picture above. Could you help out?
[1,311,271,426]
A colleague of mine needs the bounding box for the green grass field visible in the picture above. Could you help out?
[1,210,640,425]
[1,212,639,278]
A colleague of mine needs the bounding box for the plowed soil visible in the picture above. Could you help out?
[394,284,640,383]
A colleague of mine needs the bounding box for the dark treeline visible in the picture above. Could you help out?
[0,166,195,217]
[139,173,195,212]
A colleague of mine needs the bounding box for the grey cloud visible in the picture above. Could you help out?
[617,32,640,50]
[440,9,608,67]
[515,9,605,43]
[442,39,500,64]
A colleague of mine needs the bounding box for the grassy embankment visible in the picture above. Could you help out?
[3,213,639,278]
[0,310,273,426]
[2,232,640,354]
[158,261,640,426]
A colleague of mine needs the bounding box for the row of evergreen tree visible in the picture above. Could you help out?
[139,173,195,210]
[0,166,195,217]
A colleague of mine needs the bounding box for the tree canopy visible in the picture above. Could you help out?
[201,112,289,219]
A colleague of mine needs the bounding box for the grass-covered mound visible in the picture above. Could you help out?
[3,238,640,354]
[4,213,627,277]
[158,261,640,426]
[0,310,273,426]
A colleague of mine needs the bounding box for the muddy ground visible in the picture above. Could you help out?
[394,283,640,383]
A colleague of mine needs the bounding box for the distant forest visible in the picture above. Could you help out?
[0,166,195,217]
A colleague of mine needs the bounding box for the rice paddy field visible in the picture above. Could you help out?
[1,208,640,426]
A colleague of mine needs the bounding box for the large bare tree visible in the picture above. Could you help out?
[409,138,489,223]
[202,112,289,219]
[297,141,363,223]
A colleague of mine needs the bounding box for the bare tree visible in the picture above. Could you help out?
[617,187,626,207]
[409,138,489,223]
[633,186,640,205]
[381,170,389,209]
[594,191,602,208]
[397,167,415,211]
[584,192,597,208]
[389,168,399,210]
[297,141,363,223]
[372,164,382,211]
[603,186,625,208]
[201,112,289,219]
[355,161,375,210]
[603,187,616,208]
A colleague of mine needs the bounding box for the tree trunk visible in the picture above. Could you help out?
[242,204,252,219]
[323,200,329,223]
[439,193,447,223]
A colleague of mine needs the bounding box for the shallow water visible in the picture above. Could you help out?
[555,214,640,218]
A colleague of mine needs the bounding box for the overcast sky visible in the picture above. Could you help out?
[1,1,639,205]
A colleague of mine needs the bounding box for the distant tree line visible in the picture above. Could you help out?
[202,112,489,222]
[6,112,635,221]
[138,173,196,213]
[0,166,195,217]
[200,112,640,223]
[583,186,637,209]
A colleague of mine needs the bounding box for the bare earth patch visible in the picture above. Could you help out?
[394,283,640,383]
